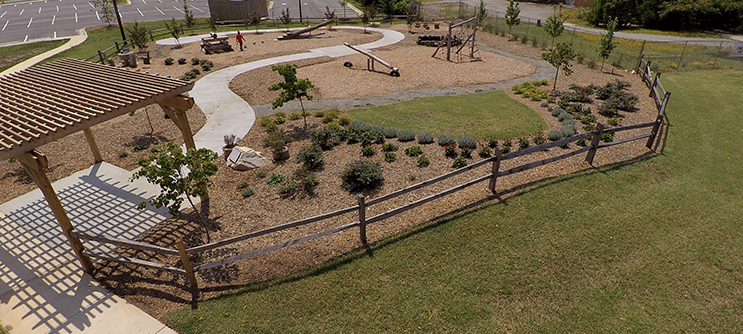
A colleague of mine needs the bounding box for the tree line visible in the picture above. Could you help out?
[585,0,743,32]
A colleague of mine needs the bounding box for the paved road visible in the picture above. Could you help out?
[0,0,210,45]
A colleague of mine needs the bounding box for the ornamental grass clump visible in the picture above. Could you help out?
[383,127,398,139]
[417,132,434,144]
[457,135,477,150]
[340,160,383,191]
[438,134,455,146]
[397,129,416,142]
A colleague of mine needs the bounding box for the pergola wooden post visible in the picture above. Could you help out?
[16,150,95,273]
[0,58,199,276]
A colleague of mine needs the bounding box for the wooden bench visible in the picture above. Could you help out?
[201,36,233,54]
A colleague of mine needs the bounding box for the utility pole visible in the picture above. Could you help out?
[111,0,127,49]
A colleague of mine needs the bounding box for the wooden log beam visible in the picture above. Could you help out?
[177,238,198,289]
[83,128,103,163]
[18,150,95,273]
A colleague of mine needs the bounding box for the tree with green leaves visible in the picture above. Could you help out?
[544,4,565,48]
[269,64,315,130]
[597,16,618,72]
[362,7,371,33]
[183,0,195,32]
[280,8,292,32]
[477,0,488,24]
[504,0,521,37]
[131,141,218,240]
[126,21,149,52]
[378,0,395,22]
[91,0,115,27]
[205,17,217,33]
[542,42,576,90]
[249,10,262,33]
[164,18,182,48]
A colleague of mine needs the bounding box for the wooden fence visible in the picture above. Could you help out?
[71,78,670,289]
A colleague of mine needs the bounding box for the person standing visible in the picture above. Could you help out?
[236,31,244,51]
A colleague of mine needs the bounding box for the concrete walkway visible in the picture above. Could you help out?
[0,29,88,78]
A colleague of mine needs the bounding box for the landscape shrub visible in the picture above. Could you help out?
[444,144,458,158]
[451,157,467,169]
[314,110,325,117]
[259,116,275,127]
[438,134,455,146]
[200,60,214,71]
[301,173,319,193]
[324,109,339,120]
[256,171,267,178]
[381,143,398,152]
[164,57,174,65]
[338,116,352,126]
[267,173,286,185]
[322,113,336,124]
[361,146,376,157]
[350,120,371,132]
[274,115,286,124]
[551,107,565,117]
[405,146,423,157]
[533,135,546,145]
[607,117,622,126]
[587,59,596,68]
[576,138,587,146]
[478,146,492,158]
[582,114,597,124]
[561,124,577,137]
[346,131,360,144]
[289,112,302,120]
[488,137,499,148]
[383,127,398,139]
[178,58,187,65]
[460,148,472,158]
[601,133,614,142]
[238,181,249,189]
[118,151,128,158]
[295,145,324,169]
[241,189,255,198]
[385,152,397,162]
[417,132,434,144]
[518,137,530,150]
[340,160,383,191]
[397,129,416,142]
[310,126,341,150]
[279,180,299,197]
[457,135,477,149]
[370,125,385,135]
[191,57,200,65]
[417,155,430,167]
[512,81,548,101]
[557,112,573,123]
[583,123,596,131]
[547,130,563,141]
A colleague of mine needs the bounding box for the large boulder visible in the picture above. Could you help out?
[226,146,270,171]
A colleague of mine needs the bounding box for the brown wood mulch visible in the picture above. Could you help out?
[0,25,663,318]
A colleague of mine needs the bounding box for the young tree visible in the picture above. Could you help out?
[131,141,218,240]
[183,0,195,33]
[164,18,182,48]
[542,42,576,90]
[205,17,217,34]
[338,0,347,18]
[249,10,262,34]
[597,16,618,72]
[504,0,521,37]
[280,8,292,32]
[324,6,336,21]
[91,0,115,27]
[269,64,315,130]
[126,21,149,52]
[544,4,565,48]
[477,0,488,25]
[362,7,371,33]
[378,0,395,22]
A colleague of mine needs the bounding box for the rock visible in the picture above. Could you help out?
[226,146,271,171]
[540,102,549,108]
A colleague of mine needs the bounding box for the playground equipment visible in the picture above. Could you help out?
[278,19,333,40]
[344,42,400,77]
[432,15,480,62]
[417,35,462,47]
[201,35,234,54]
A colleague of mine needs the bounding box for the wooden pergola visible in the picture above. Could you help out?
[0,58,198,273]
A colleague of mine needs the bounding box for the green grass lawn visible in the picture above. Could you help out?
[348,91,547,139]
[0,39,68,72]
[161,70,743,332]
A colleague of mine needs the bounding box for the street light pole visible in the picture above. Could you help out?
[298,0,303,24]
[111,0,127,48]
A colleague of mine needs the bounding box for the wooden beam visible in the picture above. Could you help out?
[158,95,195,114]
[172,107,196,151]
[83,128,103,163]
[176,238,198,289]
[18,151,95,273]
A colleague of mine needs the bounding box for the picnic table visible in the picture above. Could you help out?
[201,36,233,54]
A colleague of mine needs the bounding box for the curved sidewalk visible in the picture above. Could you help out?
[157,27,406,154]
[0,29,87,78]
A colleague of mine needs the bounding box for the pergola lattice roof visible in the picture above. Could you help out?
[0,58,194,160]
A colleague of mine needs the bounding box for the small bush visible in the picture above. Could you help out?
[360,131,385,146]
[164,57,174,65]
[444,144,458,158]
[279,180,299,197]
[385,152,397,162]
[256,171,267,178]
[607,117,622,126]
[557,112,573,123]
[601,133,614,142]
[238,181,249,189]
[583,123,596,131]
[267,173,286,185]
[381,143,398,152]
[587,59,596,69]
[551,107,565,117]
[149,145,161,153]
[460,148,472,158]
[301,173,319,192]
[295,145,324,169]
[576,138,587,146]
[518,137,530,150]
[289,112,302,120]
[361,146,376,157]
[241,189,255,198]
[397,129,416,142]
[118,151,128,158]
[274,115,286,124]
[582,114,597,124]
[259,116,275,127]
[310,126,341,150]
[191,57,201,65]
[417,155,430,167]
[438,134,455,146]
[339,116,352,126]
[533,135,546,145]
[417,132,434,144]
[405,146,423,157]
[488,138,499,148]
[314,110,325,117]
[451,157,467,169]
[561,124,577,137]
[383,127,398,138]
[478,146,492,158]
[178,58,187,65]
[350,120,371,132]
[576,54,584,64]
[322,113,336,124]
[457,135,477,150]
[370,125,385,136]
[340,160,383,191]
[547,130,563,141]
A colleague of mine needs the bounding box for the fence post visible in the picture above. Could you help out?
[488,146,502,193]
[176,238,198,290]
[646,101,666,150]
[712,40,723,69]
[525,18,530,40]
[114,41,120,54]
[585,123,604,165]
[635,40,646,71]
[678,41,688,66]
[98,50,105,64]
[358,194,367,245]
[649,71,658,98]
[149,29,154,42]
